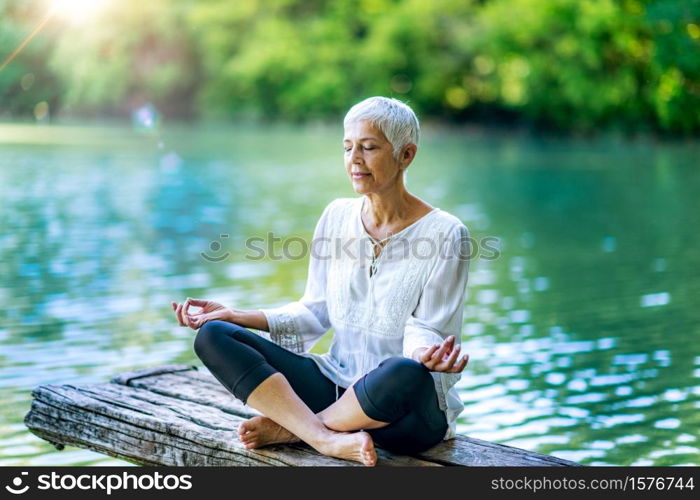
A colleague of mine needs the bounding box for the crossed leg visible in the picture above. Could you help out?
[194,321,387,466]
[238,373,384,466]
[238,356,446,457]
[238,374,389,447]
[194,321,444,464]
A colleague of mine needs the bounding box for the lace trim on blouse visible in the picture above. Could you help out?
[268,308,304,353]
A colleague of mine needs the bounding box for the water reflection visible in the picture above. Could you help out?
[0,126,699,465]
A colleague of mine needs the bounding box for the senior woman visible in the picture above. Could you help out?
[171,96,470,467]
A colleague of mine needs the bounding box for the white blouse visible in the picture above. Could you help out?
[259,196,470,441]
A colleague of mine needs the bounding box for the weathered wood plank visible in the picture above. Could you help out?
[113,366,579,466]
[26,384,290,466]
[117,370,260,419]
[420,436,578,466]
[25,381,437,466]
[25,364,580,466]
[110,364,198,385]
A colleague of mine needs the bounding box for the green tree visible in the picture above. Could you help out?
[47,0,201,118]
[1,0,699,133]
[0,0,61,119]
[646,0,700,133]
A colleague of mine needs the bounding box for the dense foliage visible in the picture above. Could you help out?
[1,0,698,132]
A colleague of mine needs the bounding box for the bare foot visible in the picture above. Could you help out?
[237,416,301,449]
[319,430,377,467]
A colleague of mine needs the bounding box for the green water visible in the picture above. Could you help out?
[0,123,698,466]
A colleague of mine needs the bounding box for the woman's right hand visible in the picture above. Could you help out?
[171,298,233,330]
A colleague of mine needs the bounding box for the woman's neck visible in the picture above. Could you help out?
[362,188,415,227]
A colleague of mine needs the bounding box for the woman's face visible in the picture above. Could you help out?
[343,119,405,195]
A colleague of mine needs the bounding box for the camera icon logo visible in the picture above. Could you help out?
[201,234,230,262]
[5,472,29,495]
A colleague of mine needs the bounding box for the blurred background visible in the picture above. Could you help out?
[2,0,700,131]
[0,0,699,466]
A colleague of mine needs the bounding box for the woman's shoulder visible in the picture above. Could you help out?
[321,197,359,219]
[326,197,359,210]
[423,210,471,271]
[429,208,470,239]
[312,198,359,234]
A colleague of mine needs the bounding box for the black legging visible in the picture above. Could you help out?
[193,320,448,454]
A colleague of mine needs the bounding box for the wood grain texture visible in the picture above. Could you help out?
[24,364,579,467]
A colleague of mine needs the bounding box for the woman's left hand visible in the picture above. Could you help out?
[414,336,469,373]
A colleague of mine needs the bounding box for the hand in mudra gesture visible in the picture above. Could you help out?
[414,335,469,373]
[171,298,233,330]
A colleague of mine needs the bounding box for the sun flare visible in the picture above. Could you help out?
[1,0,111,72]
[51,0,110,21]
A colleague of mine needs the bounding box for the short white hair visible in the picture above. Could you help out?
[343,96,420,160]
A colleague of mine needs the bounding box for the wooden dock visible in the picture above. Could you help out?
[24,364,579,467]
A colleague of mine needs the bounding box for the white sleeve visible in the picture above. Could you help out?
[259,201,334,353]
[402,223,470,362]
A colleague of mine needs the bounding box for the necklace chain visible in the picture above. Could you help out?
[368,232,392,277]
